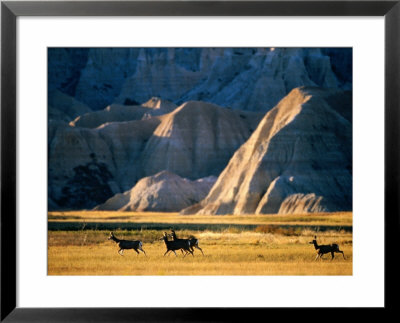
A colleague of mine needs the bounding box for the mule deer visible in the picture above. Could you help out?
[108,232,146,256]
[170,230,204,256]
[160,232,193,257]
[309,236,345,260]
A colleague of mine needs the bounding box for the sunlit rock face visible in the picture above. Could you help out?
[140,101,263,180]
[184,87,352,215]
[49,47,351,116]
[94,171,217,212]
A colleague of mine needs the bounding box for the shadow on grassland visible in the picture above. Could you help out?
[48,221,352,233]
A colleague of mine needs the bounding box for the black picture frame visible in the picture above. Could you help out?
[1,1,399,321]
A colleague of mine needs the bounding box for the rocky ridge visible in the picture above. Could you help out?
[49,48,352,116]
[48,101,263,209]
[69,97,177,128]
[182,87,352,215]
[140,100,263,179]
[94,171,217,212]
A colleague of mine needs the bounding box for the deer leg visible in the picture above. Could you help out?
[164,250,170,256]
[338,250,345,259]
[133,249,140,255]
[140,248,147,256]
[173,250,177,257]
[195,245,204,255]
[315,254,319,261]
[118,249,124,256]
[183,249,192,258]
[331,251,335,260]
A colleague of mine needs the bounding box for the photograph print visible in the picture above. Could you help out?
[48,48,352,275]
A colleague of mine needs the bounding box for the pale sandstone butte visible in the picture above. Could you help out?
[140,101,263,180]
[94,171,217,212]
[186,87,352,215]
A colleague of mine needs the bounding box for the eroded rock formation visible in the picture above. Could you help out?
[69,97,177,128]
[48,102,262,209]
[94,171,217,212]
[184,87,352,215]
[141,101,263,179]
[49,48,352,116]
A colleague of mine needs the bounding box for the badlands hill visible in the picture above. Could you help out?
[48,101,263,209]
[48,117,162,209]
[182,87,352,215]
[141,101,263,179]
[94,171,217,212]
[70,97,177,128]
[48,48,352,117]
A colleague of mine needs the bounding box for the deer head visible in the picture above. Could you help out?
[108,232,115,240]
[309,236,317,244]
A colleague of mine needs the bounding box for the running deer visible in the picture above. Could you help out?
[309,236,345,260]
[170,230,204,256]
[160,232,193,257]
[108,232,146,256]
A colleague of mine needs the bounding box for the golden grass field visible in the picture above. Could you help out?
[48,211,352,276]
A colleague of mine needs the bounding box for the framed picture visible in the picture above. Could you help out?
[1,0,398,321]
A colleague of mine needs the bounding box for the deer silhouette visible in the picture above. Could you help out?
[309,236,345,260]
[108,232,146,256]
[170,230,204,256]
[160,232,193,257]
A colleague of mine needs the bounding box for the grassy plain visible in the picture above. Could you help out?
[48,211,352,276]
[48,210,352,226]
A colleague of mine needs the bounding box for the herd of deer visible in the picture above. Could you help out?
[108,230,203,257]
[108,232,345,260]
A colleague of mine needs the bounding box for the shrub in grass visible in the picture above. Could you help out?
[254,225,302,236]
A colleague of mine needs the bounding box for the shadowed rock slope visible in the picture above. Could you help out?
[184,87,352,215]
[69,97,177,128]
[49,48,352,115]
[48,90,93,122]
[94,171,217,212]
[48,117,162,209]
